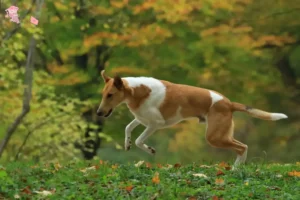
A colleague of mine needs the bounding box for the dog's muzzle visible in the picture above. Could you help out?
[97,109,113,117]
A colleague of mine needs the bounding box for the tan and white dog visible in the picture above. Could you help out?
[97,70,288,167]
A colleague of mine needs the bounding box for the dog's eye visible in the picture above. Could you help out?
[107,93,113,98]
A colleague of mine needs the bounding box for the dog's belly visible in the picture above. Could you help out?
[162,118,184,128]
[130,108,165,127]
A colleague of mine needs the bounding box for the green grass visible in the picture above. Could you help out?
[0,161,299,200]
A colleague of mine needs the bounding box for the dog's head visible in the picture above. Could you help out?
[97,70,126,117]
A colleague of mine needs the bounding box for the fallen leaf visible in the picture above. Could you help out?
[174,163,181,168]
[152,172,160,184]
[212,195,219,200]
[215,178,225,186]
[80,166,96,173]
[188,196,197,200]
[157,163,163,168]
[134,160,145,167]
[200,164,212,168]
[111,164,118,169]
[21,186,31,195]
[267,186,281,191]
[212,196,224,200]
[88,181,95,187]
[99,160,104,165]
[14,194,20,199]
[276,174,283,178]
[54,163,62,171]
[193,173,208,178]
[288,171,300,177]
[218,162,231,170]
[146,162,152,168]
[125,185,134,192]
[216,170,225,176]
[218,161,229,168]
[33,190,53,196]
[163,164,173,169]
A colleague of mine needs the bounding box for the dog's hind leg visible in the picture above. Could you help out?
[232,139,248,166]
[205,107,248,168]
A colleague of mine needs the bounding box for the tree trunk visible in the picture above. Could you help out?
[0,0,44,158]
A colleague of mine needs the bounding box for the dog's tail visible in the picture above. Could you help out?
[231,102,288,121]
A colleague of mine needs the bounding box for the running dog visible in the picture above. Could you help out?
[97,70,288,167]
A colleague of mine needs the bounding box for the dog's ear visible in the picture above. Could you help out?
[101,70,111,83]
[113,75,123,90]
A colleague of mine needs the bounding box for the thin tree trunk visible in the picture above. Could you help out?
[0,0,44,158]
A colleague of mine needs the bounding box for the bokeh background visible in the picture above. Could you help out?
[0,0,299,165]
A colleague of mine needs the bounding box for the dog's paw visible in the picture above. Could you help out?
[125,138,131,151]
[147,146,156,155]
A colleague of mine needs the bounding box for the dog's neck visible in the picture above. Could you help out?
[122,78,152,111]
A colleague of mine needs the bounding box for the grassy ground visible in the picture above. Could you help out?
[0,161,299,200]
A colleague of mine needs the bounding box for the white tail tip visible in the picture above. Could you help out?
[271,113,288,121]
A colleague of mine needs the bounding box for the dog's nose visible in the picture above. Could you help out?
[97,110,104,116]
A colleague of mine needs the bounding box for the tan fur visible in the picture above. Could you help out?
[231,102,272,120]
[206,102,247,156]
[124,81,152,111]
[159,80,214,120]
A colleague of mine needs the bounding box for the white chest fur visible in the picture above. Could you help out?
[123,77,167,127]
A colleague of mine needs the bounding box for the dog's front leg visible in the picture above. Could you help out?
[125,119,140,151]
[135,126,157,155]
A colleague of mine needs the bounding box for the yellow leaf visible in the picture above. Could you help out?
[152,172,160,184]
[89,6,114,15]
[47,63,70,74]
[211,0,233,10]
[110,0,128,8]
[110,66,149,76]
[215,178,224,186]
[132,0,155,15]
[53,2,68,11]
[111,164,118,169]
[54,163,61,171]
[218,161,231,170]
[288,171,300,177]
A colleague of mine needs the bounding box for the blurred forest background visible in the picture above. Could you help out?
[0,0,299,165]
